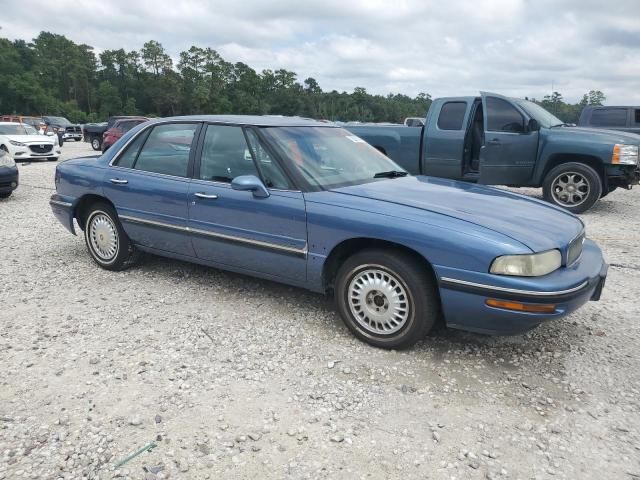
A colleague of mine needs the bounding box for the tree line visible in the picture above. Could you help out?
[0,31,604,125]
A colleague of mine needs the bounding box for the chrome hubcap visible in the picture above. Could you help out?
[551,172,590,207]
[92,139,99,149]
[89,213,118,261]
[348,268,410,335]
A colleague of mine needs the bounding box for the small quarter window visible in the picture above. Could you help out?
[437,102,466,130]
[486,97,525,133]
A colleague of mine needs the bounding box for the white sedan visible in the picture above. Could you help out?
[0,122,61,161]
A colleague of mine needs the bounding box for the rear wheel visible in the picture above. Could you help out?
[542,162,602,214]
[334,249,439,349]
[83,202,139,271]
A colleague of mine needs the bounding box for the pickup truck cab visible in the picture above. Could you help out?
[578,106,640,135]
[348,92,640,213]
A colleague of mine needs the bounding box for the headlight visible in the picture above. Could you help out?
[0,154,16,168]
[490,249,561,276]
[612,144,639,165]
[9,140,26,147]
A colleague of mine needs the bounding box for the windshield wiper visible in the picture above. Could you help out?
[373,170,408,179]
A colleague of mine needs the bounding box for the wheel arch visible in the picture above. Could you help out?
[74,194,116,231]
[540,153,606,191]
[322,237,439,294]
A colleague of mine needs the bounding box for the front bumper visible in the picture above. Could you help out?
[62,132,82,141]
[436,239,607,335]
[12,146,61,160]
[0,166,19,193]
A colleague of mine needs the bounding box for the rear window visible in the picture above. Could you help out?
[437,102,466,130]
[590,108,628,127]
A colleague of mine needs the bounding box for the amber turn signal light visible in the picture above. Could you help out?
[485,299,557,313]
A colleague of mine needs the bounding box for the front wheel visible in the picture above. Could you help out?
[91,137,102,151]
[542,162,602,214]
[334,249,439,349]
[83,203,140,271]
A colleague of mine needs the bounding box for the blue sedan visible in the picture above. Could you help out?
[50,116,607,349]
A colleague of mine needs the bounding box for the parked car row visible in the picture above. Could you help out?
[50,115,608,349]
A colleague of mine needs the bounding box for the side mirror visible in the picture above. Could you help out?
[46,132,54,136]
[231,175,270,198]
[528,118,540,132]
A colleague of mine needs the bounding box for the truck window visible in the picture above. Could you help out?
[634,109,640,125]
[590,108,627,127]
[486,97,524,133]
[437,102,466,130]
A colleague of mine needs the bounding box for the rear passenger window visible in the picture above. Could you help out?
[486,97,524,133]
[133,123,198,177]
[437,102,466,130]
[590,108,627,127]
[114,129,149,168]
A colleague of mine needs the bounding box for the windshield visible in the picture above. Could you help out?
[512,99,563,128]
[45,116,72,126]
[0,124,28,135]
[261,127,406,189]
[24,125,37,135]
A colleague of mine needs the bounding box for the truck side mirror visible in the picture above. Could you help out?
[528,119,540,132]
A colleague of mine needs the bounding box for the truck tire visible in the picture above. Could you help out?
[542,162,602,214]
[334,249,439,349]
[91,136,102,151]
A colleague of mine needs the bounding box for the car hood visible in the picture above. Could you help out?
[3,135,55,144]
[330,176,583,252]
[548,125,640,144]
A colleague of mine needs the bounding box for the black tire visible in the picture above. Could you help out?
[0,191,12,199]
[0,145,8,153]
[334,249,439,349]
[91,137,102,151]
[542,162,602,214]
[82,202,140,271]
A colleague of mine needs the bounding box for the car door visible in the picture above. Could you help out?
[103,122,201,256]
[188,124,308,282]
[422,98,472,179]
[478,93,539,185]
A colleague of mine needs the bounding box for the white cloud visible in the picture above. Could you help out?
[1,0,639,103]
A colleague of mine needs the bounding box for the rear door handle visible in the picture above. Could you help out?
[110,178,128,184]
[194,192,218,199]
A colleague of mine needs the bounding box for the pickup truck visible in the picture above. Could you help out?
[578,106,640,135]
[347,92,640,213]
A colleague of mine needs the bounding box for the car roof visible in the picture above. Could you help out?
[156,115,337,127]
[0,122,22,125]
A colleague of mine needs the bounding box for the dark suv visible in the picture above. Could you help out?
[578,106,640,135]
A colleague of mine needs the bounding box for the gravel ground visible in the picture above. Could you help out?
[0,141,639,480]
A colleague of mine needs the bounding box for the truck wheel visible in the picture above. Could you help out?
[542,162,602,214]
[334,249,439,349]
[91,137,102,151]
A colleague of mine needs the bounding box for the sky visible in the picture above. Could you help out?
[1,0,639,104]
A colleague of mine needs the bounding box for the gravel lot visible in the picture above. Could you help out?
[0,140,639,480]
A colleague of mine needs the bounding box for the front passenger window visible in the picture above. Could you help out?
[199,125,260,182]
[486,97,524,133]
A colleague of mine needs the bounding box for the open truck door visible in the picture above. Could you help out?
[478,92,539,185]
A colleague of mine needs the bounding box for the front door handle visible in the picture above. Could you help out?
[110,178,128,184]
[194,192,218,199]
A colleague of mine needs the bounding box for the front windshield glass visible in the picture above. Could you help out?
[24,125,37,135]
[46,116,71,126]
[0,124,28,135]
[512,99,563,128]
[261,127,406,189]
